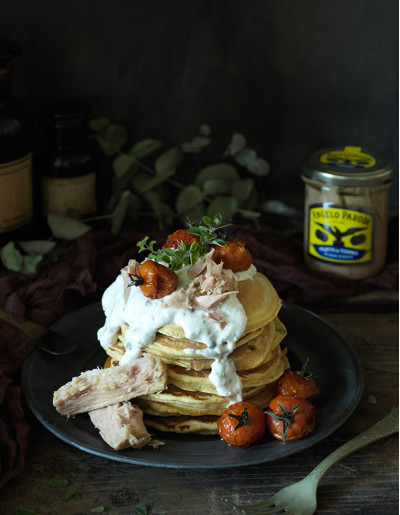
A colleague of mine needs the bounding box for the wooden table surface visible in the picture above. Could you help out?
[1,307,398,515]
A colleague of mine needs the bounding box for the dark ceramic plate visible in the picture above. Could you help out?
[22,302,363,469]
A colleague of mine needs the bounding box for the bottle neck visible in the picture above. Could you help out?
[47,124,87,152]
[0,67,13,100]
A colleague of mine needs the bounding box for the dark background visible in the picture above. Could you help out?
[1,0,398,209]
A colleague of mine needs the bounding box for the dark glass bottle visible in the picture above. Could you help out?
[41,99,97,216]
[0,39,33,233]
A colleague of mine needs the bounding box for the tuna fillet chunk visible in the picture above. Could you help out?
[53,355,167,417]
[89,402,151,450]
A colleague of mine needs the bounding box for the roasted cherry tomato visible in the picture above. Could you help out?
[129,260,178,299]
[217,401,267,446]
[162,229,200,249]
[213,240,252,272]
[274,359,319,401]
[266,395,316,442]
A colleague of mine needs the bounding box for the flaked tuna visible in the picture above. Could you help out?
[53,355,167,417]
[89,402,151,450]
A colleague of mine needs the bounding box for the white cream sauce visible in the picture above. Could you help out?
[97,262,257,403]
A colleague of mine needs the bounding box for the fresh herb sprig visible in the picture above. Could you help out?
[137,213,231,271]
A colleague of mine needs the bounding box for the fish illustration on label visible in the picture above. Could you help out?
[307,203,374,264]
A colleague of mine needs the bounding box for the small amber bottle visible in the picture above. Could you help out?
[41,99,97,216]
[0,39,33,234]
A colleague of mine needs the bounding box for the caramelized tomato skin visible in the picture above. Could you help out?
[138,260,178,299]
[217,401,267,447]
[213,240,252,272]
[163,229,200,249]
[266,395,316,441]
[274,370,319,401]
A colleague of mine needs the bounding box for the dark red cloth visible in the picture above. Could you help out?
[0,319,34,488]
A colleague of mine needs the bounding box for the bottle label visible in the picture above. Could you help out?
[318,146,376,170]
[0,154,33,232]
[307,203,374,264]
[42,172,97,215]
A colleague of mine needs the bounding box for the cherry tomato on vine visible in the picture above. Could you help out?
[217,401,267,446]
[128,260,178,299]
[213,240,252,272]
[274,358,319,400]
[266,395,316,442]
[162,229,200,250]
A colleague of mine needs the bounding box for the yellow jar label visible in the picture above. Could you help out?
[307,203,374,264]
[0,153,33,232]
[319,146,376,169]
[42,173,97,215]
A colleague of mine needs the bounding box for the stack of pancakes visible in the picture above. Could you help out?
[104,272,289,435]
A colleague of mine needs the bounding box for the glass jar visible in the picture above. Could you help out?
[302,145,393,280]
[41,99,97,216]
[0,39,33,233]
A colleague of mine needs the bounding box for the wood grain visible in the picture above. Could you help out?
[1,311,398,515]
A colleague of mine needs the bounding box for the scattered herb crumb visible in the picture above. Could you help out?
[367,395,377,405]
[132,503,148,515]
[91,507,105,513]
[389,313,399,322]
[63,486,78,502]
[47,478,69,488]
[16,509,37,515]
[362,338,373,346]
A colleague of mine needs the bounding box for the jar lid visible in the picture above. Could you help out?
[0,39,21,68]
[303,145,393,186]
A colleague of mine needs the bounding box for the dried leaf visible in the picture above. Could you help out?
[89,117,110,133]
[18,240,56,255]
[138,169,176,194]
[130,139,163,161]
[224,133,246,157]
[176,185,203,215]
[206,196,237,221]
[104,123,127,155]
[230,179,254,206]
[1,242,23,271]
[47,214,91,241]
[111,190,131,234]
[154,147,185,175]
[112,153,136,178]
[202,179,230,196]
[195,163,240,188]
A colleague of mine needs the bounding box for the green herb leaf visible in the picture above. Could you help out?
[47,214,91,241]
[112,153,136,178]
[1,242,23,271]
[63,486,78,502]
[389,313,399,322]
[18,240,57,256]
[130,139,163,161]
[154,147,185,175]
[47,478,69,488]
[367,395,377,405]
[176,185,203,215]
[15,509,37,515]
[132,503,148,515]
[89,117,110,133]
[90,507,105,513]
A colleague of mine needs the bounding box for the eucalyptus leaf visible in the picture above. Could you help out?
[144,191,174,228]
[206,196,237,221]
[111,190,131,234]
[47,214,91,241]
[224,133,247,157]
[230,178,254,207]
[199,124,211,137]
[241,185,258,211]
[155,147,185,175]
[18,240,56,256]
[1,242,23,271]
[181,202,205,227]
[132,171,153,191]
[202,179,230,196]
[182,136,211,153]
[138,169,176,194]
[112,153,136,178]
[130,139,163,161]
[195,163,240,188]
[235,149,270,176]
[176,185,203,215]
[91,134,111,155]
[22,255,43,273]
[89,117,110,133]
[104,123,127,155]
[126,192,142,221]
